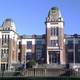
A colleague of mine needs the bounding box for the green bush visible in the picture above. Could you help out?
[26,60,36,68]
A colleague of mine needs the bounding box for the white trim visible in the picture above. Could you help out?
[22,39,35,45]
[46,22,64,28]
[50,36,58,40]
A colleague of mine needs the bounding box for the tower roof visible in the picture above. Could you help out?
[5,18,13,22]
[47,7,63,22]
[2,18,16,31]
[51,7,59,11]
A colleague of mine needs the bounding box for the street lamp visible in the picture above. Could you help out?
[73,35,79,74]
[73,37,76,66]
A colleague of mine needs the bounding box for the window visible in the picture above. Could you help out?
[77,52,80,63]
[2,35,4,45]
[68,52,73,63]
[36,45,42,49]
[1,64,5,71]
[7,49,9,54]
[49,51,60,63]
[51,27,59,36]
[27,41,32,49]
[4,49,6,53]
[1,49,8,61]
[51,40,58,47]
[2,34,9,46]
[36,41,42,45]
[4,35,6,43]
[78,40,80,49]
[8,28,10,30]
[26,52,32,60]
[36,49,42,53]
[67,40,73,49]
[56,27,59,36]
[6,64,8,70]
[78,40,80,44]
[19,41,21,49]
[36,53,41,60]
[8,35,9,43]
[51,28,55,36]
[68,40,73,44]
[1,49,3,58]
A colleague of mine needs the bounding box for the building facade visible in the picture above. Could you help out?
[17,35,46,69]
[45,7,66,64]
[0,7,79,71]
[65,34,80,67]
[0,19,18,71]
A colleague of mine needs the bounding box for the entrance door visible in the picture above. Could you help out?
[49,51,60,64]
[1,64,5,71]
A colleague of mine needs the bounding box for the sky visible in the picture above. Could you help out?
[0,0,80,35]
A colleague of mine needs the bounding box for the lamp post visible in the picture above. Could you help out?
[73,37,76,66]
[73,35,79,75]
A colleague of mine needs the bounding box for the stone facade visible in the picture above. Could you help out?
[45,7,66,64]
[0,7,80,71]
[0,19,18,71]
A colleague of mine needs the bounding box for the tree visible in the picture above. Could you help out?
[26,60,36,68]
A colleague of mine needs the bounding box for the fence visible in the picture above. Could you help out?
[23,68,80,77]
[0,68,80,77]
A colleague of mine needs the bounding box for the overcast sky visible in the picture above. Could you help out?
[0,0,80,35]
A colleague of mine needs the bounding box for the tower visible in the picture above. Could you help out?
[45,7,66,64]
[0,19,18,70]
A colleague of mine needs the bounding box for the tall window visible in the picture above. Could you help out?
[68,52,73,63]
[78,40,80,49]
[1,64,5,71]
[1,49,8,61]
[51,27,55,36]
[36,40,43,61]
[78,40,80,44]
[26,52,32,60]
[2,35,4,45]
[4,49,6,53]
[36,52,41,61]
[2,34,9,46]
[7,35,9,44]
[67,40,73,49]
[77,52,80,63]
[7,49,9,54]
[1,49,3,58]
[51,27,59,36]
[56,27,59,36]
[5,35,6,43]
[27,41,32,49]
[51,40,58,47]
[19,41,21,49]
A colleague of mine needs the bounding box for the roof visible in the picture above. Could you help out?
[51,7,58,11]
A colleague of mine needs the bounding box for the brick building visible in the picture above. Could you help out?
[0,7,79,71]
